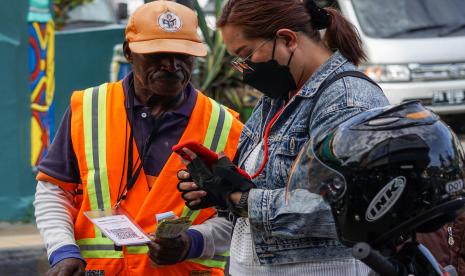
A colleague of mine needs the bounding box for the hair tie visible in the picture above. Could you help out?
[305,0,331,30]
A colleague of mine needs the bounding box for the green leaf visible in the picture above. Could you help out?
[201,43,226,90]
[193,0,213,49]
[215,0,223,18]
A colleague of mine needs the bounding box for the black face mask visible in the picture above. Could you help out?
[242,39,297,99]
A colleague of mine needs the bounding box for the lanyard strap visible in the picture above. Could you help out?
[127,119,161,191]
[116,87,162,206]
[250,106,285,179]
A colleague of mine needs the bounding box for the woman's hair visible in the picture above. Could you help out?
[217,0,366,65]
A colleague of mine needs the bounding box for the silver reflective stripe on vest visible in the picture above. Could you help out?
[91,86,105,210]
[209,103,226,152]
[79,244,116,251]
[203,98,233,153]
[83,84,111,211]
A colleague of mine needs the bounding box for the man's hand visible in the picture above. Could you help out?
[177,148,255,210]
[177,170,211,209]
[46,258,85,276]
[147,232,191,266]
[177,148,221,209]
[178,168,230,210]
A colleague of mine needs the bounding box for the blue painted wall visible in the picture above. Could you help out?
[0,0,124,220]
[0,0,35,221]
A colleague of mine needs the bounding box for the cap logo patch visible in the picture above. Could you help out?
[158,12,182,32]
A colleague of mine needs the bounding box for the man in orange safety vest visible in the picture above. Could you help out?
[34,1,243,275]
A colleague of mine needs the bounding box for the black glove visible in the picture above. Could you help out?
[187,156,256,210]
[177,168,224,210]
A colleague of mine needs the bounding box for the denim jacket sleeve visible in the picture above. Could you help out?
[248,76,389,241]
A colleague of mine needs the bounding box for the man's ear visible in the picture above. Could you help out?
[123,40,133,63]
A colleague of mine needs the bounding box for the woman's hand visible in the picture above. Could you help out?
[177,148,255,211]
[177,148,226,209]
[177,169,206,208]
[229,191,243,204]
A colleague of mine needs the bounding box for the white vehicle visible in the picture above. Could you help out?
[336,0,465,127]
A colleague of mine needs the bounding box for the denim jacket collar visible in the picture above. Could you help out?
[297,51,348,98]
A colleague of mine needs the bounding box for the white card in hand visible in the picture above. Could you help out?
[86,214,150,246]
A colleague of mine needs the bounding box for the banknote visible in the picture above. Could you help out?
[156,216,191,239]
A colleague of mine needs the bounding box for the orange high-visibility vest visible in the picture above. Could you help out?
[67,81,242,275]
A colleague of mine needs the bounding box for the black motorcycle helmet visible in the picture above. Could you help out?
[286,101,465,248]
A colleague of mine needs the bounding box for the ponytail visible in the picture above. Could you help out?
[304,0,365,65]
[322,8,366,66]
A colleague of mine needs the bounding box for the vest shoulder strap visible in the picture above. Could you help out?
[80,83,112,211]
[201,94,237,153]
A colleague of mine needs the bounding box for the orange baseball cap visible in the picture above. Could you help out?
[125,0,207,57]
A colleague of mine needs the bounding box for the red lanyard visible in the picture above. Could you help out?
[250,106,286,179]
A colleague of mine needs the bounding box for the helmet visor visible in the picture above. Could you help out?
[285,140,347,205]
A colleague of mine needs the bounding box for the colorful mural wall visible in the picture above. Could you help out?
[28,0,55,169]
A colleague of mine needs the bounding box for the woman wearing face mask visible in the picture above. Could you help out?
[177,0,390,275]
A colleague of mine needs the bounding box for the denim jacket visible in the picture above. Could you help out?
[237,52,390,265]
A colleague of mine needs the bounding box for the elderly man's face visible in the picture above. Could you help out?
[125,43,195,102]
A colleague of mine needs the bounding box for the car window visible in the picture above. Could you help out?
[351,0,465,38]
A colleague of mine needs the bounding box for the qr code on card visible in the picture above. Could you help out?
[109,227,139,240]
